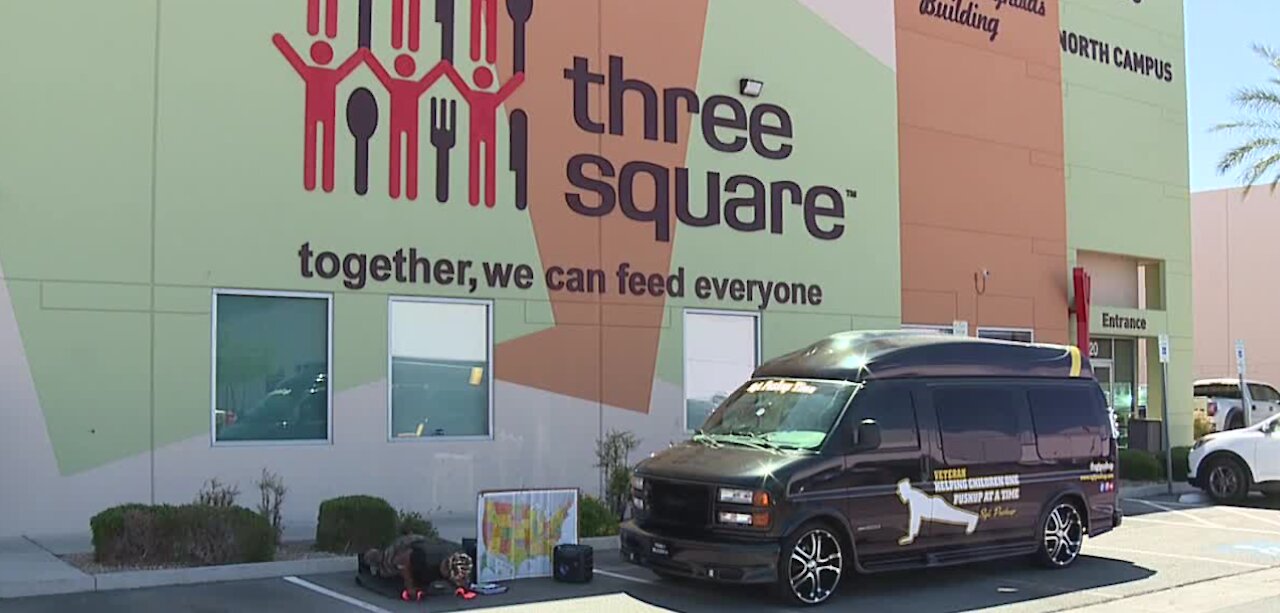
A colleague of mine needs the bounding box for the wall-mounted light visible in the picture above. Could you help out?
[739,78,764,97]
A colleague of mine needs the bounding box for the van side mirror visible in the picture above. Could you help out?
[853,419,882,452]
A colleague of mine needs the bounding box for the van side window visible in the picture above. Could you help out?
[848,384,920,451]
[1027,387,1104,459]
[933,387,1022,464]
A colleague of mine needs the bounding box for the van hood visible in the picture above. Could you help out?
[634,441,810,488]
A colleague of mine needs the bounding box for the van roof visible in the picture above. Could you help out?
[752,330,1091,383]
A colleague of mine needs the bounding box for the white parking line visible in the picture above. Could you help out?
[594,568,661,585]
[282,576,392,613]
[1125,515,1280,536]
[1128,499,1222,528]
[1087,545,1271,569]
[1209,505,1280,529]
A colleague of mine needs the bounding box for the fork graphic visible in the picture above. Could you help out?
[430,97,458,203]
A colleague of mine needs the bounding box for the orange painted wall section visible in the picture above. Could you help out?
[895,0,1068,342]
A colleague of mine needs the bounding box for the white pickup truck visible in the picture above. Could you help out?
[1193,378,1280,432]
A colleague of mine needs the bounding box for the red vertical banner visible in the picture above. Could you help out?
[1073,267,1091,354]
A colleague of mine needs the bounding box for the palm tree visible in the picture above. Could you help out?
[1214,44,1280,196]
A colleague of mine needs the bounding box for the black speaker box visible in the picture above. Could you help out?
[553,544,593,583]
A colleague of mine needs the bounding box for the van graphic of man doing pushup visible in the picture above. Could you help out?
[895,478,980,546]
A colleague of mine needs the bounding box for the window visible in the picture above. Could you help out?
[1249,384,1280,403]
[933,387,1024,464]
[977,328,1034,343]
[1028,387,1106,459]
[213,291,331,444]
[389,298,492,439]
[684,310,760,431]
[847,383,920,450]
[902,324,953,335]
[1193,382,1241,399]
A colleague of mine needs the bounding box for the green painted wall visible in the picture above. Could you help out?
[1060,0,1193,443]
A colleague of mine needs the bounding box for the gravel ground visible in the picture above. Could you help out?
[60,541,342,574]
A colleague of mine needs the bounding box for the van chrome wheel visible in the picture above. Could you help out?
[1041,503,1083,568]
[786,528,843,605]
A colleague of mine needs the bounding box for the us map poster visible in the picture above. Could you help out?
[476,488,579,582]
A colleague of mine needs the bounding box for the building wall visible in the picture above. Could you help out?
[1060,0,1192,443]
[0,0,901,537]
[1192,188,1280,387]
[895,0,1068,342]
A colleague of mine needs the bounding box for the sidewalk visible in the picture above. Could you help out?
[0,513,619,600]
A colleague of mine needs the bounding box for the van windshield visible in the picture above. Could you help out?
[697,379,857,450]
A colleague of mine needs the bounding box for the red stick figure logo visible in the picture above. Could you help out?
[272,35,363,193]
[274,0,532,205]
[444,64,524,207]
[364,52,448,199]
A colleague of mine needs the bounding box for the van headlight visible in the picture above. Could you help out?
[718,488,754,504]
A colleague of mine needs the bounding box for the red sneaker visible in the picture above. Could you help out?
[400,589,413,602]
[415,589,426,601]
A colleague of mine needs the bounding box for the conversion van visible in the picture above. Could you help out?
[620,331,1120,606]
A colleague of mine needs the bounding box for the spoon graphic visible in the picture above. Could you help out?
[506,0,533,73]
[346,88,379,196]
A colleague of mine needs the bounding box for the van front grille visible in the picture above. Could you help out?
[644,479,711,532]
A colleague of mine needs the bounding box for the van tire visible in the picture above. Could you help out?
[1205,456,1249,504]
[774,521,845,606]
[1033,499,1085,569]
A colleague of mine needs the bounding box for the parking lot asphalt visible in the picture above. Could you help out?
[11,495,1280,612]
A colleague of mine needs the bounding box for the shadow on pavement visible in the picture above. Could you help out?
[613,554,1156,612]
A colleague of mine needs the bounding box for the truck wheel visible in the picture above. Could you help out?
[1206,456,1249,504]
[774,521,845,606]
[1034,501,1085,569]
[1226,413,1245,430]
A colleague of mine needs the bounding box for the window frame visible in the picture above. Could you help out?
[901,323,954,335]
[977,327,1035,343]
[386,295,495,443]
[210,288,334,448]
[682,308,762,433]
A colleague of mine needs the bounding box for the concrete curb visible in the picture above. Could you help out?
[94,556,355,593]
[5,539,621,599]
[0,576,96,600]
[581,535,620,551]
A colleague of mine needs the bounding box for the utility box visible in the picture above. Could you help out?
[1127,418,1163,454]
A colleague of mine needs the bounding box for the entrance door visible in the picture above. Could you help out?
[1093,361,1123,446]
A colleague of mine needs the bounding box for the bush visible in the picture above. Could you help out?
[1119,447,1191,481]
[579,495,619,538]
[595,429,640,520]
[255,469,287,546]
[1194,412,1214,440]
[316,495,397,554]
[90,503,274,566]
[397,510,439,540]
[1119,448,1163,481]
[196,478,240,508]
[1156,446,1192,481]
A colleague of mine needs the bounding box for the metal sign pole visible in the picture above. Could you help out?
[1159,334,1172,495]
[1238,340,1253,428]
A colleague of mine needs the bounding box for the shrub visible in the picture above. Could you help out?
[1156,446,1192,481]
[579,495,619,537]
[1119,448,1163,481]
[397,510,439,540]
[1194,412,1214,440]
[196,478,240,508]
[316,495,397,554]
[90,503,273,566]
[595,429,640,520]
[255,468,287,546]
